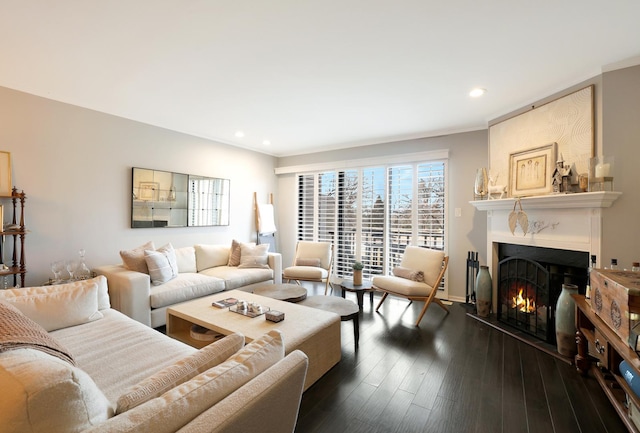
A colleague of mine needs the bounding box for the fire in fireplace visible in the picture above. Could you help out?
[497,243,588,344]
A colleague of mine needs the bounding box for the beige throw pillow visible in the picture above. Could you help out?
[392,266,425,282]
[1,283,103,332]
[238,243,270,269]
[116,333,245,414]
[120,241,155,274]
[227,239,242,266]
[295,258,321,267]
[145,243,179,285]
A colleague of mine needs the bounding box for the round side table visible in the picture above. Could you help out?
[339,279,374,311]
[253,283,308,303]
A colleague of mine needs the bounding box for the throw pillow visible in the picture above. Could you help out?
[295,258,321,267]
[144,243,179,285]
[174,246,197,273]
[115,333,245,414]
[194,244,231,272]
[227,239,242,266]
[0,275,110,311]
[96,330,284,433]
[120,241,155,274]
[0,348,113,432]
[238,243,270,269]
[1,283,103,332]
[392,266,425,282]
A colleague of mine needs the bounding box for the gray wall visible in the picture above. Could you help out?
[276,131,489,302]
[0,86,278,286]
[601,65,640,268]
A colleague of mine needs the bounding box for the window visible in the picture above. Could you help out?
[296,159,446,292]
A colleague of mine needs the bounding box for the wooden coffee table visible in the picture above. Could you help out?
[339,279,374,311]
[166,289,341,390]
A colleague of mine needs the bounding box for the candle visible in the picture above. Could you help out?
[595,163,610,178]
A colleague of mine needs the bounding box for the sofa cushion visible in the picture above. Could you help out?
[149,273,226,309]
[115,333,245,414]
[175,246,197,273]
[0,275,110,311]
[238,243,270,269]
[0,348,112,433]
[195,244,230,272]
[87,330,284,433]
[200,266,274,291]
[0,282,103,332]
[120,241,155,274]
[145,243,179,285]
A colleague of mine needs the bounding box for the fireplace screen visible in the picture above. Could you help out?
[498,257,551,342]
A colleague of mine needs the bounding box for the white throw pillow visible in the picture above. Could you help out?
[0,283,103,332]
[115,333,245,414]
[194,244,231,271]
[238,243,270,269]
[145,243,179,285]
[120,241,155,274]
[174,246,197,273]
[0,275,110,311]
[0,348,113,432]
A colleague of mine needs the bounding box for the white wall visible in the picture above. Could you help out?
[0,86,278,286]
[276,131,489,302]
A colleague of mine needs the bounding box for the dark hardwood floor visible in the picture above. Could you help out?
[295,283,627,433]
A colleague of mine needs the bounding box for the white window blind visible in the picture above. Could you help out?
[296,160,446,289]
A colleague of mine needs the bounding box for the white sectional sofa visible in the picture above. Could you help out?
[0,276,308,433]
[95,241,282,328]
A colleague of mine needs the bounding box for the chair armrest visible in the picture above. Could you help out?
[93,264,152,327]
[267,253,282,284]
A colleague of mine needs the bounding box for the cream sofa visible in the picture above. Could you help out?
[95,241,283,328]
[0,276,308,433]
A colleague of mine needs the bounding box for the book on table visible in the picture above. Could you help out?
[212,298,239,308]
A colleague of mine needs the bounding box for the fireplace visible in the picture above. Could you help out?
[497,243,589,344]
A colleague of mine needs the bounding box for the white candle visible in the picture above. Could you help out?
[595,163,610,178]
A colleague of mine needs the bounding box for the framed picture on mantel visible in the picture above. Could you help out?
[0,151,11,197]
[509,142,557,197]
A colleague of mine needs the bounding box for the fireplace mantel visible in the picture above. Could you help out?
[470,191,621,211]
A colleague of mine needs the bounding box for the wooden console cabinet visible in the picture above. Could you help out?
[574,294,640,432]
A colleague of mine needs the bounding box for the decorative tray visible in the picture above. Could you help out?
[229,305,270,318]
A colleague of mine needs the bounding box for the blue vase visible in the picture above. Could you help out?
[556,284,578,357]
[475,265,492,317]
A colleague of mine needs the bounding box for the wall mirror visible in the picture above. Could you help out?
[131,167,229,228]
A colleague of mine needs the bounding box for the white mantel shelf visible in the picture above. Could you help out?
[469,191,622,211]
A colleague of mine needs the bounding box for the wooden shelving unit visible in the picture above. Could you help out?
[574,294,640,432]
[0,188,26,288]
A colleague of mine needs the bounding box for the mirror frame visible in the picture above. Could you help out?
[131,167,230,228]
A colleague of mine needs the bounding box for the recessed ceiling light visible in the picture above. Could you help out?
[263,140,271,146]
[235,131,245,138]
[469,88,487,98]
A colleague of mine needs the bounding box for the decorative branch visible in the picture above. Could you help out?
[528,220,560,235]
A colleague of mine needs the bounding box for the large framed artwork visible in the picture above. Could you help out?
[509,142,557,197]
[489,85,594,198]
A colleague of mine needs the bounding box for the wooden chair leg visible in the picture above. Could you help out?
[375,292,388,312]
[433,298,450,313]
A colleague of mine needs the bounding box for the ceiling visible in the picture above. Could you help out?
[1,1,639,157]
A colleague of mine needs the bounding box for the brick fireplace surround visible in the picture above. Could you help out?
[470,191,621,351]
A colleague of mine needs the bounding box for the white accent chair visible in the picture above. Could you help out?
[283,241,334,295]
[372,246,449,326]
